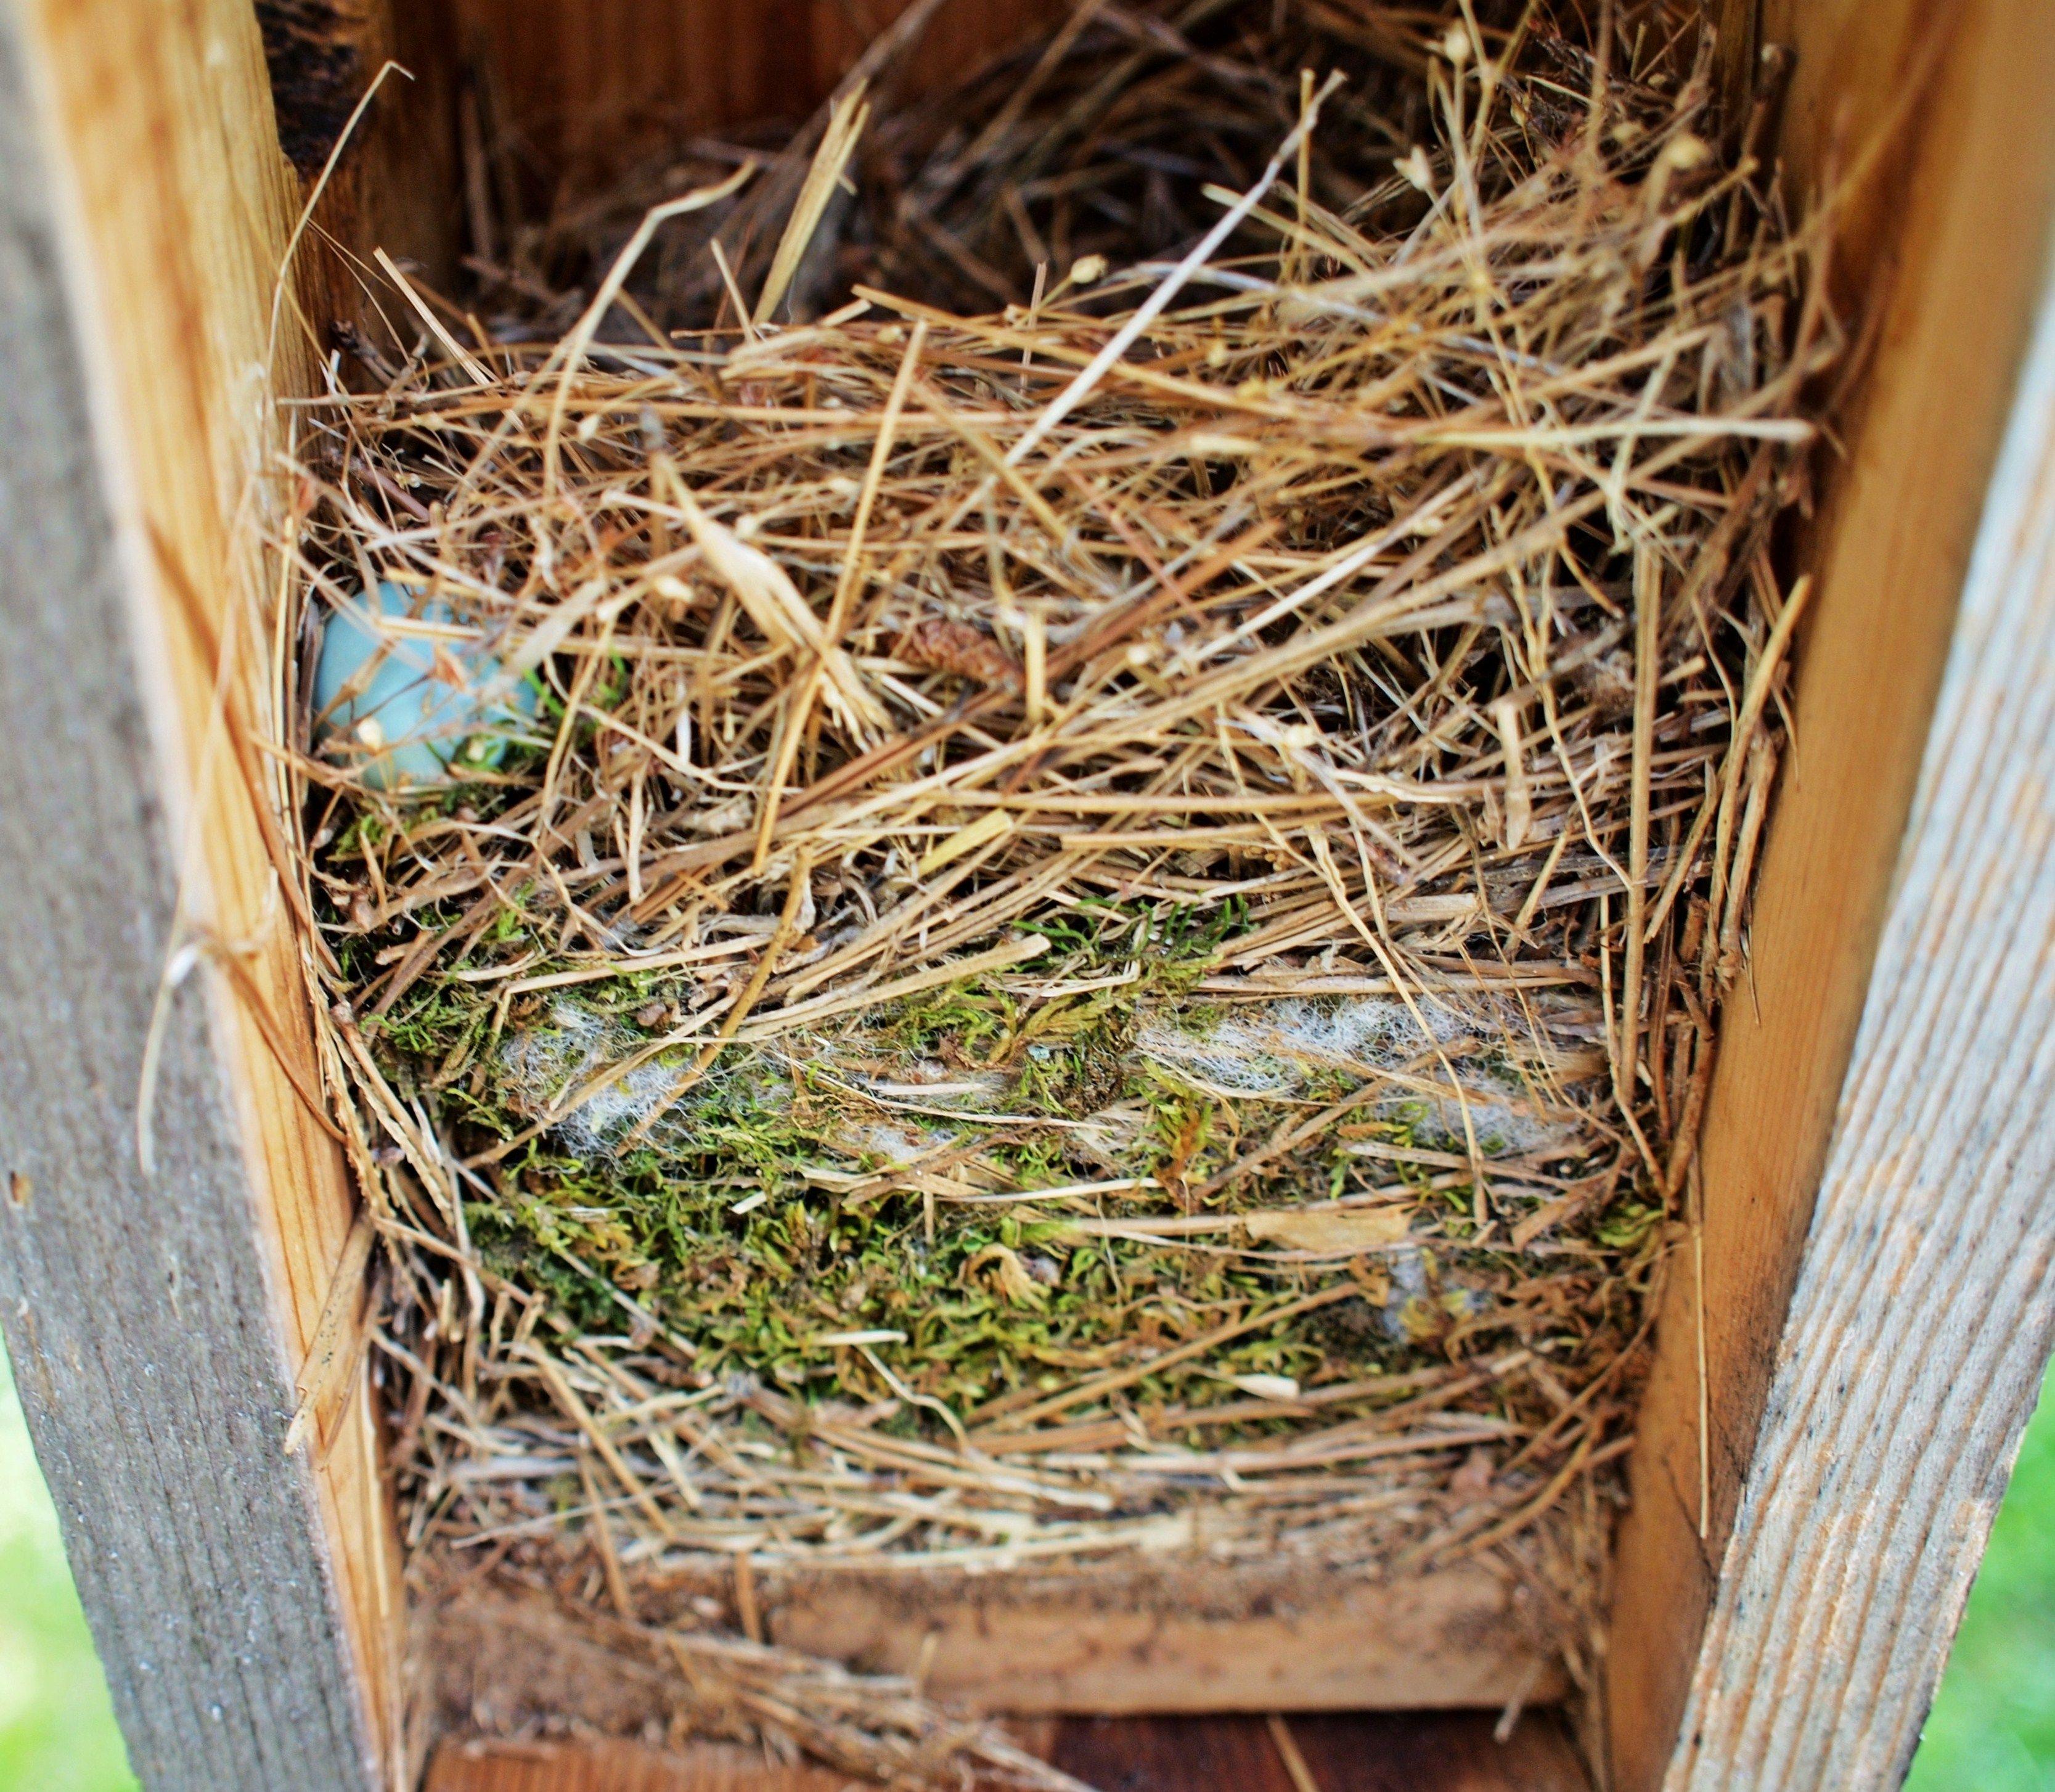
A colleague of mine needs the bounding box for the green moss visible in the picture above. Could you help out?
[1595,1202,1662,1251]
[356,895,1598,1441]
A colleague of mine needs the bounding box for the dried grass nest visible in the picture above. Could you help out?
[275,0,1832,1777]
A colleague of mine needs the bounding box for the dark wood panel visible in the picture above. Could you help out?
[427,1737,854,1791]
[1052,1714,1588,1792]
[429,1713,1590,1792]
[443,0,1046,166]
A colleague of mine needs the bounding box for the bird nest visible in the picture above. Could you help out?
[272,0,1831,1778]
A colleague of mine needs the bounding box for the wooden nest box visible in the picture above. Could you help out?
[2,1,2053,1789]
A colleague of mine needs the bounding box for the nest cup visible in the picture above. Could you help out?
[279,2,1831,1778]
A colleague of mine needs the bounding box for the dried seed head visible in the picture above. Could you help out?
[903,618,1023,690]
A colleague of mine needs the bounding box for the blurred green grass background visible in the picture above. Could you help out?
[1905,1354,2055,1792]
[0,1349,134,1792]
[0,1343,2047,1791]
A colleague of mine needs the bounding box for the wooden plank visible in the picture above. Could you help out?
[1655,142,2055,1792]
[420,1561,1563,1729]
[443,0,1045,173]
[1604,1,2055,1783]
[251,0,462,311]
[766,1562,1566,1713]
[427,1712,1590,1792]
[0,0,400,1785]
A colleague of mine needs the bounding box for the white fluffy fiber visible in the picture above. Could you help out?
[499,991,1583,1164]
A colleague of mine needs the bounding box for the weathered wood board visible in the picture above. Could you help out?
[0,0,398,1783]
[418,1562,1564,1729]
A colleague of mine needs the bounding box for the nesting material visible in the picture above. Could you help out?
[278,0,1829,1772]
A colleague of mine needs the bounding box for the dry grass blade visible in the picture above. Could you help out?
[755,84,873,325]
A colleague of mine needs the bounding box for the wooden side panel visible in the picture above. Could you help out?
[420,1568,1563,1741]
[1606,0,2055,1785]
[767,1564,1566,1714]
[0,0,399,1784]
[251,0,464,311]
[1661,156,2055,1792]
[442,0,1044,169]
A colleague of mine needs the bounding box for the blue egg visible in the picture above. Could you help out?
[312,582,537,790]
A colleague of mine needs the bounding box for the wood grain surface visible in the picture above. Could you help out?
[418,1569,1564,1752]
[427,1712,1591,1792]
[1659,121,2055,1792]
[0,0,399,1783]
[442,0,1044,169]
[1604,1,2055,1783]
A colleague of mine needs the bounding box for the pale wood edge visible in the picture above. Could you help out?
[1659,144,2055,1792]
[0,0,399,1784]
[1604,1,2055,1783]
